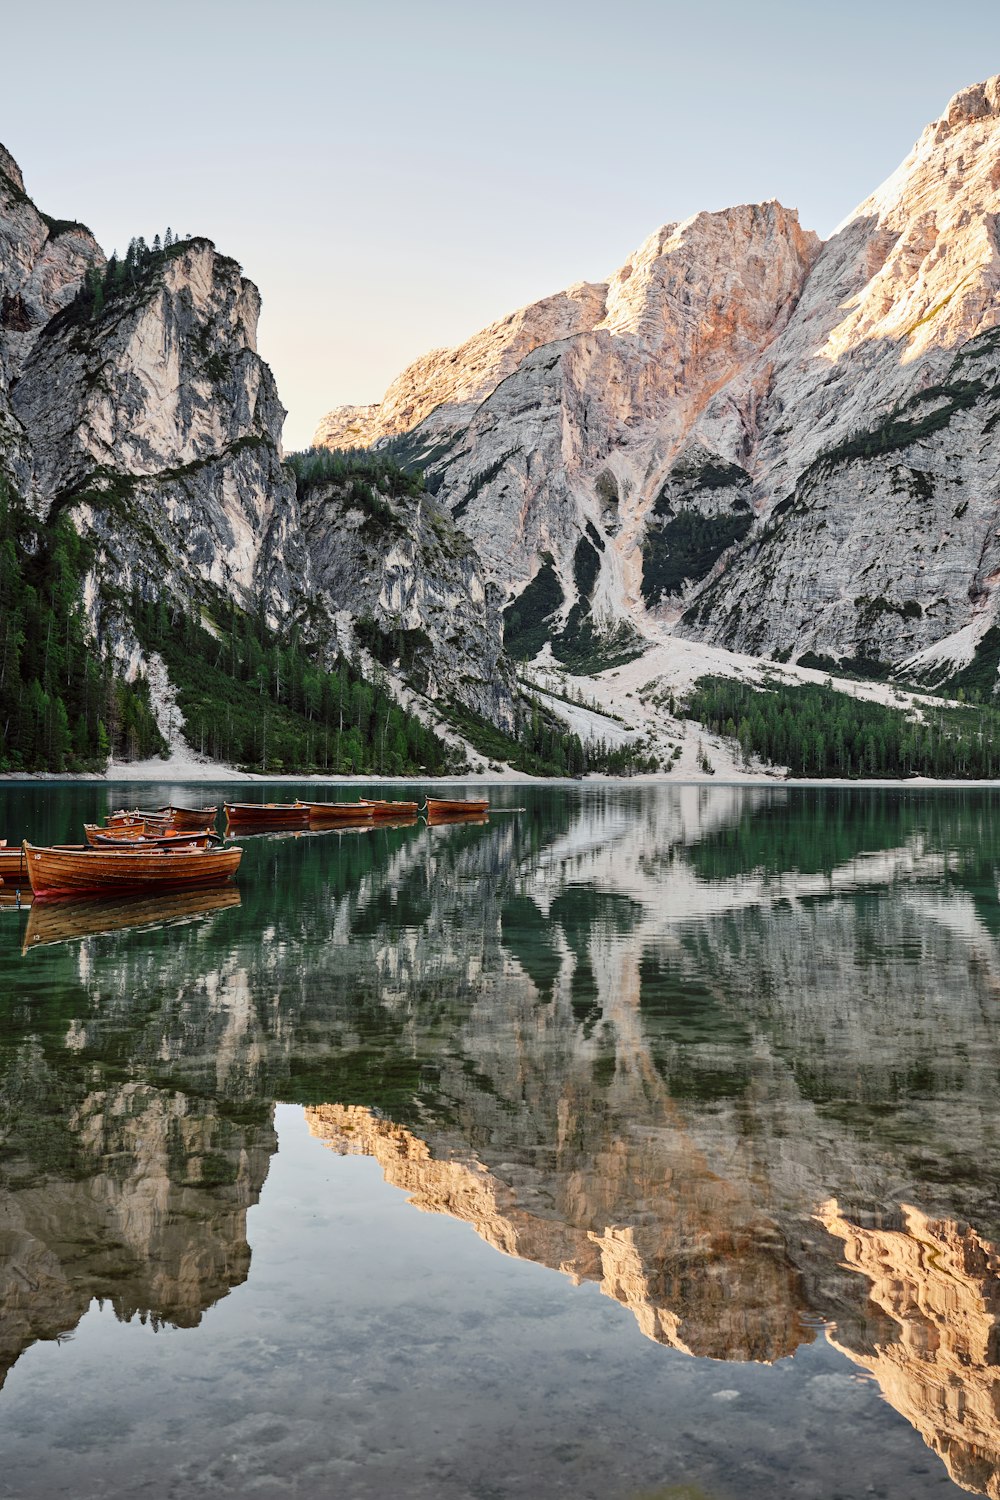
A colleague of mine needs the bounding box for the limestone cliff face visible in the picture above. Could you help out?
[297,471,517,729]
[683,75,1000,670]
[315,278,608,456]
[316,75,1000,684]
[317,204,819,622]
[0,143,516,735]
[0,145,304,643]
[0,145,102,497]
[8,239,305,627]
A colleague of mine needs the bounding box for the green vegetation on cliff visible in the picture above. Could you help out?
[642,504,753,603]
[132,595,450,776]
[685,674,1000,778]
[0,482,164,772]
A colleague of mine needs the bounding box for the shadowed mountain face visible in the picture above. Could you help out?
[1,784,999,1492]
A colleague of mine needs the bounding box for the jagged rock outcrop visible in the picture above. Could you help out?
[318,205,819,639]
[9,237,306,623]
[314,279,608,456]
[0,143,517,736]
[316,76,1000,688]
[682,76,1000,671]
[296,468,517,729]
[0,145,102,496]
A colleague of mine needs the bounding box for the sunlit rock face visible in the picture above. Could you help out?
[317,204,819,611]
[11,237,307,624]
[314,279,608,456]
[686,75,1000,668]
[0,145,304,636]
[820,1202,1000,1500]
[316,76,1000,682]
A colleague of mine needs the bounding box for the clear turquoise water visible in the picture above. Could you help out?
[0,780,997,1498]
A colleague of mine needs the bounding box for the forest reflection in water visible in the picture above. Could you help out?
[0,780,999,1499]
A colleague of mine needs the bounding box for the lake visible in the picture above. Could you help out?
[0,780,998,1499]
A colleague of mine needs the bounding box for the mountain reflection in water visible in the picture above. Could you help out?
[0,782,999,1498]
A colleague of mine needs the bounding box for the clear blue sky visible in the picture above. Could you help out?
[4,0,1000,447]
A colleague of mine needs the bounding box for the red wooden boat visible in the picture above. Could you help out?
[295,800,373,821]
[22,841,243,899]
[158,804,218,831]
[224,802,310,827]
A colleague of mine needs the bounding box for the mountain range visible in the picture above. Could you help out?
[317,75,1000,702]
[6,76,1000,773]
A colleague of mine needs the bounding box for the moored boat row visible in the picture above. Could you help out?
[2,794,492,901]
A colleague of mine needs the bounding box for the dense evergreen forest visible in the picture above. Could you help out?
[0,483,164,772]
[686,674,1000,778]
[285,447,425,499]
[132,596,450,775]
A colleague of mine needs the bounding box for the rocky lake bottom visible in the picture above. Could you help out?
[0,779,997,1499]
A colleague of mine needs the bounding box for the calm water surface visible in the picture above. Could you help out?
[0,780,998,1498]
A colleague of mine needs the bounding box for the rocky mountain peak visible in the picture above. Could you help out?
[0,144,24,194]
[937,71,1000,135]
[310,74,1000,693]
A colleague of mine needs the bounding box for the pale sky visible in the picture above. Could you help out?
[4,0,1000,448]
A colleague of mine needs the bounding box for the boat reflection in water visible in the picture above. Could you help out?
[22,884,241,951]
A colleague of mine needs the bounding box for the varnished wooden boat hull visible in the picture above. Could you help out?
[84,825,217,850]
[23,841,243,899]
[159,804,218,830]
[224,802,310,827]
[365,800,420,817]
[295,801,373,822]
[23,884,241,951]
[107,808,172,827]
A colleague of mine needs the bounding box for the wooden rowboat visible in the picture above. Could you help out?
[107,807,172,825]
[295,800,373,821]
[23,884,241,951]
[22,841,243,899]
[425,797,490,816]
[224,802,310,827]
[157,804,218,831]
[84,824,218,850]
[364,799,420,818]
